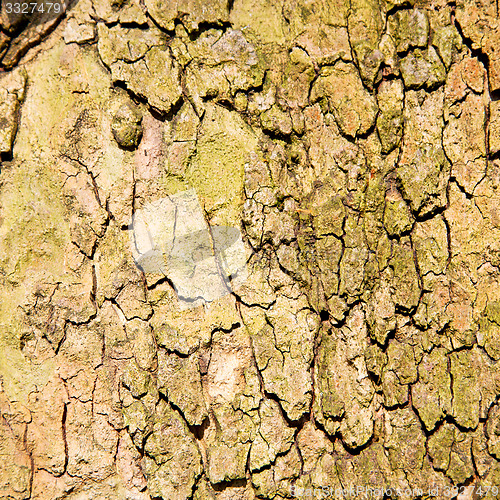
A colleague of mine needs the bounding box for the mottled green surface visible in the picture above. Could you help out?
[0,0,500,498]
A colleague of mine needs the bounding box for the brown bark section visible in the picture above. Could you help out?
[1,0,500,498]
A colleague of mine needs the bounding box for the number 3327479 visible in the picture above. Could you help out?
[4,2,66,14]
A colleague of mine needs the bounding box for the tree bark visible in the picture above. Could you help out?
[1,0,500,498]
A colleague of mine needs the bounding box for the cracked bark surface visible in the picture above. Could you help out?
[1,0,500,498]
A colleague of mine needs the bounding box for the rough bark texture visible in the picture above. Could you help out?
[1,0,500,498]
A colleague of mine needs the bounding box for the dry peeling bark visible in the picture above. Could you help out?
[1,0,500,498]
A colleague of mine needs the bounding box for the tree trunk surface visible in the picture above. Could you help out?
[1,0,500,498]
